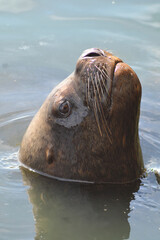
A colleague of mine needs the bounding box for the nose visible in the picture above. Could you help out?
[80,48,105,58]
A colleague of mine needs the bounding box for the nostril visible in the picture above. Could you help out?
[84,52,102,58]
[81,48,105,59]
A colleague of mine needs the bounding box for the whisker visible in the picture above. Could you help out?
[94,72,102,104]
[87,68,91,103]
[90,72,112,143]
[97,99,112,140]
[95,65,109,94]
[94,67,112,142]
[93,100,102,137]
[90,72,103,136]
[96,71,104,97]
[85,73,89,106]
[85,63,112,142]
[102,65,112,83]
[96,99,112,143]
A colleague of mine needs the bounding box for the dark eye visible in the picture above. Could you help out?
[58,100,71,117]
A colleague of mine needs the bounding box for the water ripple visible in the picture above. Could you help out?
[0,151,19,170]
[0,114,33,128]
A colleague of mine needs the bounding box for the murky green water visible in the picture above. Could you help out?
[0,0,160,239]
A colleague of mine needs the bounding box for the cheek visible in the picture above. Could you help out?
[55,107,89,128]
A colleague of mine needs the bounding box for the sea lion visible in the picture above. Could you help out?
[19,48,144,183]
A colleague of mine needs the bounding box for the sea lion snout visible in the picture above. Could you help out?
[76,48,122,73]
[19,48,144,183]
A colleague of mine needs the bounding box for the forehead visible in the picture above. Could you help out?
[49,74,85,110]
[50,74,75,102]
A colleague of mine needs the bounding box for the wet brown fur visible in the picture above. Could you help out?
[19,49,144,183]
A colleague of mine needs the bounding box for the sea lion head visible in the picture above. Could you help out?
[19,48,144,183]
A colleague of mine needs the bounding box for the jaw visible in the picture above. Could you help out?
[108,61,144,182]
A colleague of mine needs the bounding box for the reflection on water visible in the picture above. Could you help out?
[0,0,160,239]
[21,168,140,240]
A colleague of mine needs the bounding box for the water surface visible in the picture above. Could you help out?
[0,0,160,239]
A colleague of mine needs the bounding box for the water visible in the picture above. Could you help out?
[0,0,160,239]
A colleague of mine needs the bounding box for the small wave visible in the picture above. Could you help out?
[140,129,160,153]
[146,157,160,174]
[0,151,19,170]
[19,45,30,50]
[50,15,113,21]
[0,114,32,128]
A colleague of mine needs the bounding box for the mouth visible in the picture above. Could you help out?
[79,48,122,77]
